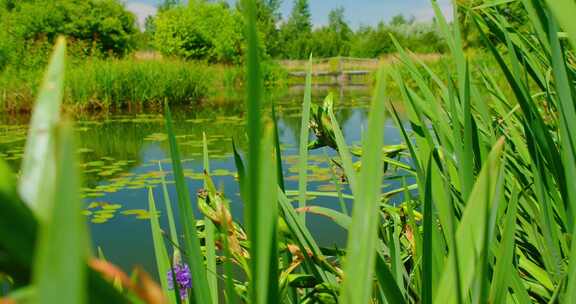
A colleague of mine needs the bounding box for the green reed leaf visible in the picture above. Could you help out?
[340,67,387,304]
[164,103,212,304]
[33,122,87,304]
[298,55,313,221]
[18,37,66,220]
[148,187,176,304]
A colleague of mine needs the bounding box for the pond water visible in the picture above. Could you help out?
[0,85,409,279]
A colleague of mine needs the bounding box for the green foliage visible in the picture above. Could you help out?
[238,0,283,58]
[0,58,288,111]
[0,59,212,110]
[310,7,353,58]
[457,0,529,48]
[351,20,446,58]
[0,0,137,69]
[278,0,313,59]
[154,2,244,63]
[152,0,443,60]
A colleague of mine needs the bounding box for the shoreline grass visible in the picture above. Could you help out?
[0,57,288,113]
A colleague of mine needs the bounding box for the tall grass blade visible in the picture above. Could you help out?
[422,157,434,304]
[242,0,278,302]
[158,162,179,247]
[375,254,407,304]
[545,0,576,50]
[488,185,519,303]
[298,55,313,220]
[327,96,358,195]
[254,125,279,304]
[18,37,66,220]
[33,122,87,304]
[148,187,175,304]
[461,64,475,202]
[164,103,212,304]
[340,67,387,304]
[272,103,286,192]
[203,132,219,304]
[433,138,506,304]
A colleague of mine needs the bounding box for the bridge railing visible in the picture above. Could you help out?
[279,56,380,74]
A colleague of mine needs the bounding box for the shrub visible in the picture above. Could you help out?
[154,3,245,63]
[0,0,138,69]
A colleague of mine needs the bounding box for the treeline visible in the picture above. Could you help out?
[0,0,446,69]
[0,0,531,71]
[149,0,447,62]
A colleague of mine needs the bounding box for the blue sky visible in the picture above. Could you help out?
[125,0,452,28]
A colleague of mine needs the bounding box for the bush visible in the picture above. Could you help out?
[350,22,446,58]
[154,3,245,63]
[0,0,137,69]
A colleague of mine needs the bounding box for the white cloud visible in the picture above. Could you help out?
[126,2,158,29]
[414,1,453,22]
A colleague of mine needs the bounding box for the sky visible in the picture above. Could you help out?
[126,0,453,29]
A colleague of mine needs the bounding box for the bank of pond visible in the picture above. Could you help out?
[0,53,453,114]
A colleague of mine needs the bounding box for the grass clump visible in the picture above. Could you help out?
[0,58,288,113]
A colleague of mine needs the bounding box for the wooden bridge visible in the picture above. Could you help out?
[281,57,379,85]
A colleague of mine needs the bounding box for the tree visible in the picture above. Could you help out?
[236,0,283,57]
[279,0,312,59]
[350,23,395,58]
[144,15,156,35]
[1,0,138,69]
[390,14,408,26]
[159,0,180,12]
[389,14,414,27]
[256,0,283,57]
[286,0,311,33]
[310,7,352,57]
[154,2,244,63]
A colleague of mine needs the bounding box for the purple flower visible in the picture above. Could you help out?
[167,263,192,300]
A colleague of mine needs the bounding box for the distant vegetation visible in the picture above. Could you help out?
[153,2,245,63]
[0,58,287,112]
[147,0,447,61]
[0,0,520,112]
[0,0,449,69]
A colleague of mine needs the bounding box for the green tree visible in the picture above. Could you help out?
[350,23,395,58]
[389,14,415,27]
[390,14,408,26]
[311,7,352,57]
[350,20,445,58]
[0,0,137,69]
[154,2,244,63]
[279,0,312,59]
[159,0,180,12]
[257,0,283,57]
[235,0,282,57]
[144,15,156,35]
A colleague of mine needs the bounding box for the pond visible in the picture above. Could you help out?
[0,85,409,279]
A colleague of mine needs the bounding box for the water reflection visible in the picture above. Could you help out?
[0,85,410,278]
